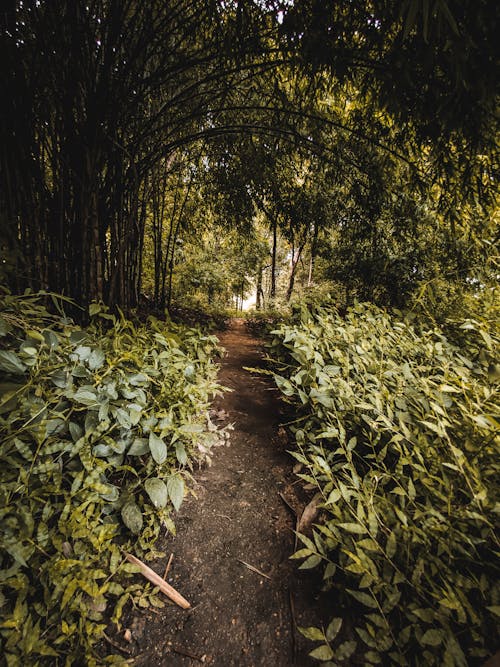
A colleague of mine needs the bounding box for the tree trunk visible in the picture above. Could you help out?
[256,263,263,310]
[270,218,277,301]
[308,222,318,286]
[286,243,304,301]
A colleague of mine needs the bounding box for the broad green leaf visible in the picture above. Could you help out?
[69,421,83,441]
[121,501,143,534]
[179,423,204,434]
[337,522,366,534]
[175,442,188,465]
[299,554,322,569]
[73,387,99,406]
[128,437,149,456]
[299,626,325,641]
[43,330,59,349]
[61,580,79,609]
[386,532,397,559]
[336,640,357,660]
[70,329,87,345]
[486,605,500,617]
[326,617,343,642]
[89,303,101,316]
[88,349,105,370]
[167,475,185,511]
[309,644,334,661]
[420,629,444,646]
[0,316,12,337]
[0,350,26,375]
[347,589,377,608]
[145,478,168,508]
[149,433,167,464]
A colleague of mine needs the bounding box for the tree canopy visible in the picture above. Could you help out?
[0,0,498,313]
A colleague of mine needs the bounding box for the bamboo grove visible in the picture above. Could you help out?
[1,1,498,315]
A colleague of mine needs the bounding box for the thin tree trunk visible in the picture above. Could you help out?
[270,217,277,301]
[308,222,318,287]
[286,243,305,301]
[256,262,263,310]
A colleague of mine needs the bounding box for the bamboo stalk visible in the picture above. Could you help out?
[125,553,190,609]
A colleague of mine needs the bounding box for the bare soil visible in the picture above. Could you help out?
[119,319,325,666]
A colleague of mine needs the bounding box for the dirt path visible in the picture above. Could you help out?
[126,320,320,666]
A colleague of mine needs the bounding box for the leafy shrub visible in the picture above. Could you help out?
[0,291,226,665]
[170,302,230,331]
[268,301,499,666]
[244,308,289,337]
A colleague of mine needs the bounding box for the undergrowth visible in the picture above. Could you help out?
[268,299,499,666]
[0,291,227,665]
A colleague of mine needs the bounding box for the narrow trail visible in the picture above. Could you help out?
[128,320,320,666]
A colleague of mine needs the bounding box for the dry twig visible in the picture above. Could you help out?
[163,552,174,580]
[102,632,133,655]
[237,558,271,580]
[125,552,190,609]
[172,646,207,663]
[278,491,297,517]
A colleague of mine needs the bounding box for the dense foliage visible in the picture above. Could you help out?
[1,1,497,313]
[0,292,226,665]
[267,299,499,665]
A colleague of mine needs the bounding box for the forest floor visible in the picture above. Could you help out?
[117,319,326,666]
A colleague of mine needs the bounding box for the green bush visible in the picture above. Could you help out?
[268,301,499,666]
[244,307,289,337]
[0,291,227,665]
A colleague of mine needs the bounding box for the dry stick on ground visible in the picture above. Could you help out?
[163,552,174,580]
[102,631,133,656]
[278,491,297,517]
[125,553,190,609]
[237,558,272,580]
[172,646,207,663]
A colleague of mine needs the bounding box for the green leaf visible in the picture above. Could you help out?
[61,580,79,609]
[128,437,149,456]
[175,442,188,465]
[149,433,167,464]
[338,522,366,534]
[299,626,325,641]
[486,605,500,618]
[73,387,99,406]
[89,303,101,316]
[43,330,59,349]
[386,532,397,559]
[70,329,88,345]
[336,640,357,660]
[326,617,343,642]
[420,629,444,646]
[0,315,12,337]
[309,644,334,661]
[167,475,185,511]
[179,423,204,434]
[299,554,322,569]
[145,478,168,508]
[88,348,105,370]
[326,489,342,504]
[0,350,27,375]
[346,589,378,608]
[121,501,143,534]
